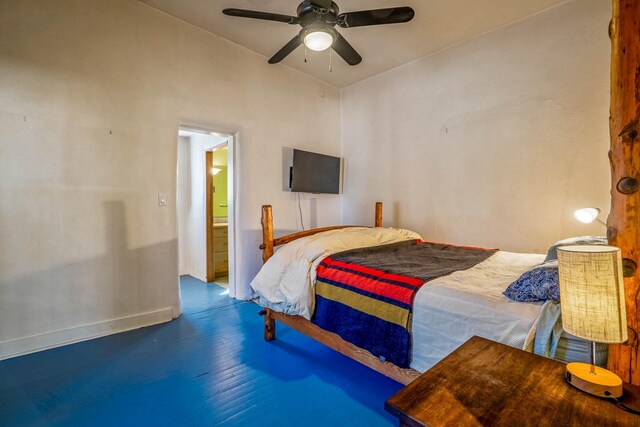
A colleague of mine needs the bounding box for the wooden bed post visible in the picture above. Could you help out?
[261,205,275,263]
[258,203,385,344]
[260,205,276,340]
[375,202,383,227]
[263,309,276,341]
[607,0,640,385]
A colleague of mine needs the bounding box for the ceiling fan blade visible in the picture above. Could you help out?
[310,0,332,10]
[222,8,300,25]
[332,33,362,66]
[268,36,303,64]
[337,7,415,28]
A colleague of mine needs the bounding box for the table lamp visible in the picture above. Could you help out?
[573,207,606,226]
[557,245,627,398]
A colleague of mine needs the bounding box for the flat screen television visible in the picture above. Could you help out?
[282,148,341,194]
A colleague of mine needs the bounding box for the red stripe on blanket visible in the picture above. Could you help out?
[321,258,424,288]
[317,263,416,305]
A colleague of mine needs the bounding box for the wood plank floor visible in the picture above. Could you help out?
[0,276,403,426]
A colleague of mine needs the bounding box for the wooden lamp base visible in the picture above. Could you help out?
[565,362,623,398]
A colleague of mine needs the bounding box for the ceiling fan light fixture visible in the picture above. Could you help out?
[303,28,334,51]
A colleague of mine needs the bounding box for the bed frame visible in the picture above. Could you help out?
[258,202,421,385]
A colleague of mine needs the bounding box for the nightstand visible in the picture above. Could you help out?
[385,336,640,426]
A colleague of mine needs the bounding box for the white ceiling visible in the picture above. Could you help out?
[140,0,568,88]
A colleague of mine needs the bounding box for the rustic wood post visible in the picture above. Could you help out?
[264,309,276,341]
[259,205,276,341]
[607,0,640,385]
[261,205,275,263]
[375,202,383,227]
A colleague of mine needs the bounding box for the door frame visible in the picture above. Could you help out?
[178,124,237,296]
[205,151,215,282]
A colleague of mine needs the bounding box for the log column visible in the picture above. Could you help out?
[375,202,383,227]
[607,0,640,385]
[261,205,274,263]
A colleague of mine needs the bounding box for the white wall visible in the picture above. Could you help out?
[0,0,341,359]
[341,0,611,253]
[177,136,191,276]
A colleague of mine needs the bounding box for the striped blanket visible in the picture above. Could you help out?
[312,240,497,367]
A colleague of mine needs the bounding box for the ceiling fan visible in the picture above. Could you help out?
[222,0,415,66]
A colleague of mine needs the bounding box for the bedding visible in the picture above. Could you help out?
[313,240,497,367]
[534,300,607,367]
[502,259,560,302]
[499,236,608,305]
[544,236,607,262]
[251,228,599,373]
[250,227,421,319]
[409,250,545,372]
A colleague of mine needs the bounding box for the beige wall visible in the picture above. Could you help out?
[0,0,341,358]
[341,0,611,253]
[177,136,191,276]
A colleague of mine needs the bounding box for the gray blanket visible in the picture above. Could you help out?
[330,240,498,283]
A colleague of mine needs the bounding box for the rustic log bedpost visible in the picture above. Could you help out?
[261,205,275,263]
[260,205,276,340]
[259,203,385,343]
[607,0,640,385]
[263,309,276,341]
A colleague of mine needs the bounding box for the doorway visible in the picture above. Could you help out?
[205,146,229,285]
[177,127,235,293]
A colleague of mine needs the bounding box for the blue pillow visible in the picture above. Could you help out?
[503,260,560,302]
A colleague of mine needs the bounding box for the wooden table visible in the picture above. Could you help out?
[385,336,640,426]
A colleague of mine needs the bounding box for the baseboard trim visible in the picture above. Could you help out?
[0,307,174,361]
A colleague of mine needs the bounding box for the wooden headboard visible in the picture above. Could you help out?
[259,202,383,263]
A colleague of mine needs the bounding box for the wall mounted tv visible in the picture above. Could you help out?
[282,147,342,194]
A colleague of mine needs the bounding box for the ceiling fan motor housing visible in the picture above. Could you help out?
[297,1,340,27]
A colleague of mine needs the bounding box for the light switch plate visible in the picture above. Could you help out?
[158,194,167,206]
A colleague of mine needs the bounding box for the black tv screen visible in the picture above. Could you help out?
[290,149,341,194]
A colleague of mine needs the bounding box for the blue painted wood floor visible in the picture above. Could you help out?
[1,276,403,426]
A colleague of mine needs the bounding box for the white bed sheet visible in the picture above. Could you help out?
[410,251,545,372]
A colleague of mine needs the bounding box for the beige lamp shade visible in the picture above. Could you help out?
[557,245,627,344]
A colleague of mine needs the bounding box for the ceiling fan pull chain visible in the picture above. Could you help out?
[304,44,308,63]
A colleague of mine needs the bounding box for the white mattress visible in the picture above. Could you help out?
[410,251,545,372]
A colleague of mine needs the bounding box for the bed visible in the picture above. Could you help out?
[251,203,605,384]
[247,10,639,385]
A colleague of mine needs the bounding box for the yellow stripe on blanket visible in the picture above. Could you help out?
[316,280,409,327]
